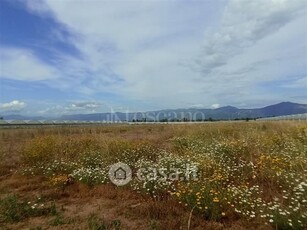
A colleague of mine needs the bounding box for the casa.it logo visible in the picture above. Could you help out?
[108,162,132,186]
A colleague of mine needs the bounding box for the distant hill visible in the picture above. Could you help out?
[2,102,306,121]
[259,102,307,116]
[1,114,45,120]
[57,102,307,121]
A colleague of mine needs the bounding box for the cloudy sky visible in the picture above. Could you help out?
[0,0,306,116]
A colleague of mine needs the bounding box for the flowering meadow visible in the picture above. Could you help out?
[1,121,306,229]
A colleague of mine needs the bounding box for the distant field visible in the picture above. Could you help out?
[0,121,306,229]
[0,120,251,128]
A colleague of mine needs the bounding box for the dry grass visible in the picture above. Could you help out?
[0,121,306,229]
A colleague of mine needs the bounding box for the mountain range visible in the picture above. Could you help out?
[2,102,307,121]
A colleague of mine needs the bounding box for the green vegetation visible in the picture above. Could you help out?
[0,195,57,223]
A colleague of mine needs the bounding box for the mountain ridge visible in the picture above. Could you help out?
[2,102,307,121]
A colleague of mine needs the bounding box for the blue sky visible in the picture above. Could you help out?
[0,0,306,116]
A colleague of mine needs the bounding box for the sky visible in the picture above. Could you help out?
[0,0,307,116]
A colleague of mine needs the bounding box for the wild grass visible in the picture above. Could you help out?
[0,121,306,229]
[0,195,57,223]
[87,214,121,230]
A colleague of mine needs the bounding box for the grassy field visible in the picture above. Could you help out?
[0,121,306,230]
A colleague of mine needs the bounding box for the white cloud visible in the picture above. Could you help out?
[189,0,307,107]
[190,104,205,109]
[197,0,307,72]
[71,101,103,109]
[0,47,58,81]
[281,76,307,88]
[211,104,220,109]
[37,101,106,115]
[16,0,307,110]
[0,100,27,112]
[22,0,214,104]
